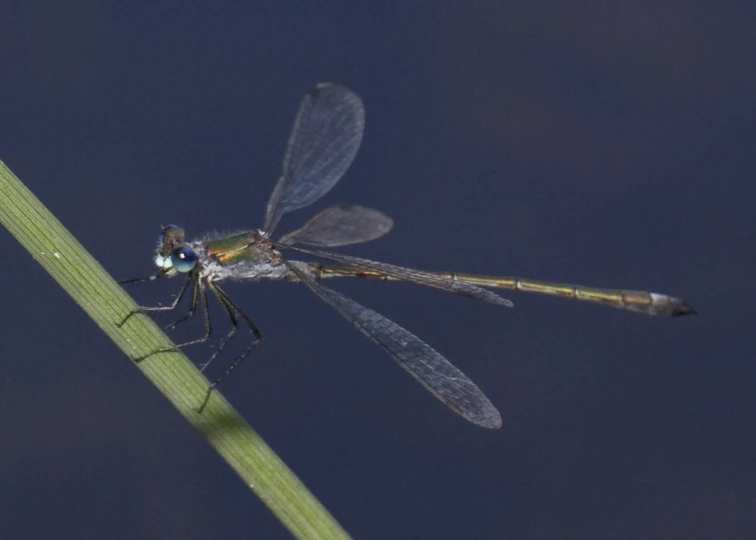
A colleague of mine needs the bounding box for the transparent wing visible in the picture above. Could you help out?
[279,244,514,308]
[277,205,394,247]
[264,83,365,234]
[285,261,502,428]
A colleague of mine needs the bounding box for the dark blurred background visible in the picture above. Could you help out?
[1,2,754,539]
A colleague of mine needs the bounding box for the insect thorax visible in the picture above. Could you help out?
[197,230,288,281]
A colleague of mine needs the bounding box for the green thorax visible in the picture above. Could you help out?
[203,232,273,267]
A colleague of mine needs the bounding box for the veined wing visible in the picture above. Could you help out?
[278,204,393,247]
[264,84,365,234]
[285,261,502,428]
[279,244,514,308]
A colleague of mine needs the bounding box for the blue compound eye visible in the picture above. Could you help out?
[170,246,197,273]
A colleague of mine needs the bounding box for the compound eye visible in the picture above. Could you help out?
[170,246,197,273]
[157,224,185,246]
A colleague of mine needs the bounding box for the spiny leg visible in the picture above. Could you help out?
[164,277,201,331]
[211,283,263,376]
[198,289,239,373]
[133,278,214,362]
[118,270,166,286]
[197,282,262,413]
[116,272,192,328]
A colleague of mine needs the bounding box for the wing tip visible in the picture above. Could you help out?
[309,82,362,107]
[467,406,503,430]
[485,292,514,308]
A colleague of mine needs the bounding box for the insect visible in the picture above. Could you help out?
[120,83,695,428]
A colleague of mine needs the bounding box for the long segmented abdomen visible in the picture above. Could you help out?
[307,264,696,317]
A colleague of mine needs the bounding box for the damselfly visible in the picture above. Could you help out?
[120,83,695,428]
